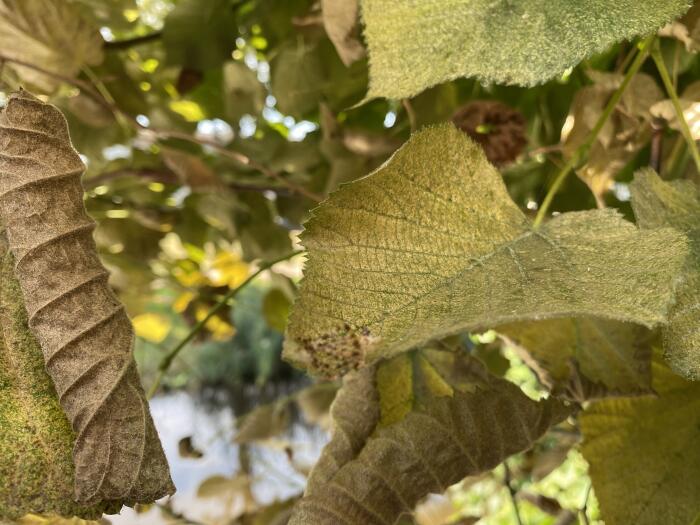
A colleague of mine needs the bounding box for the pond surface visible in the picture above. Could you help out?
[107,388,328,524]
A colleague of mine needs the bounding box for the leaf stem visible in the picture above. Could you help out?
[651,43,700,175]
[104,31,162,50]
[146,250,304,399]
[504,461,524,525]
[533,35,654,228]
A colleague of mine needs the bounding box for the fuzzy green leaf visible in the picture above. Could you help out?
[284,124,687,377]
[631,169,700,380]
[581,360,700,525]
[361,0,690,98]
[289,350,569,525]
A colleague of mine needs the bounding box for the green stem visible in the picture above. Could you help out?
[651,44,700,175]
[146,250,303,399]
[503,462,524,525]
[533,35,654,228]
[103,31,162,50]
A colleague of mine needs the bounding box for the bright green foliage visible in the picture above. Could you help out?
[631,169,700,380]
[289,350,569,525]
[581,360,700,525]
[499,318,653,400]
[284,124,687,377]
[361,0,690,98]
[0,237,117,520]
[0,0,103,91]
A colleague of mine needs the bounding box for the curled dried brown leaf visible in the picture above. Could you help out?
[0,90,174,504]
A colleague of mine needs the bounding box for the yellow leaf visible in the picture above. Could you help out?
[132,313,171,343]
[195,306,236,341]
[173,291,195,314]
[207,251,249,288]
[169,100,205,122]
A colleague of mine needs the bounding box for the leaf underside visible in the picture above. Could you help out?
[631,169,700,380]
[0,91,173,504]
[284,124,687,377]
[581,360,700,525]
[499,317,653,400]
[0,235,118,520]
[360,0,690,98]
[289,351,570,525]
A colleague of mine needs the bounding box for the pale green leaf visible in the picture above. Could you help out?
[581,360,700,525]
[0,0,103,91]
[631,169,700,380]
[499,317,653,400]
[0,236,116,520]
[289,351,569,525]
[284,124,687,377]
[361,0,690,98]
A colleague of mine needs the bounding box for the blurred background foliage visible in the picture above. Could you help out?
[2,0,700,523]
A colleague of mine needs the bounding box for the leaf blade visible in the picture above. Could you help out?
[285,124,687,377]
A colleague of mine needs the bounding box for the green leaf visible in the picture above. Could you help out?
[360,0,690,98]
[581,360,700,525]
[630,169,700,380]
[263,288,293,333]
[288,350,570,525]
[0,0,103,92]
[499,317,653,400]
[284,124,688,377]
[163,0,237,70]
[0,236,116,520]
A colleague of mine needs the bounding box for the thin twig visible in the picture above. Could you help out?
[503,461,524,525]
[651,43,700,175]
[156,130,323,202]
[104,31,163,50]
[146,250,304,399]
[401,99,417,133]
[533,35,654,228]
[0,53,322,202]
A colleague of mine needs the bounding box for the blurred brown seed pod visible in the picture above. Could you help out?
[452,100,527,167]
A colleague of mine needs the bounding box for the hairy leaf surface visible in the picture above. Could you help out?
[289,351,570,524]
[0,235,118,520]
[581,360,700,525]
[631,169,700,380]
[0,0,103,91]
[499,318,653,400]
[361,0,690,98]
[284,124,687,377]
[0,91,174,503]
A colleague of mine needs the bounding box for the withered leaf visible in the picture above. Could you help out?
[289,352,570,525]
[0,91,174,503]
[0,235,117,520]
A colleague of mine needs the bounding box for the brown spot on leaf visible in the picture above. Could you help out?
[300,324,378,378]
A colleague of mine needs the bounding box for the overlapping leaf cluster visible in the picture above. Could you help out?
[2,0,700,524]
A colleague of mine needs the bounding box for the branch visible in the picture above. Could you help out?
[146,249,304,399]
[533,35,654,228]
[651,43,700,175]
[0,54,323,202]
